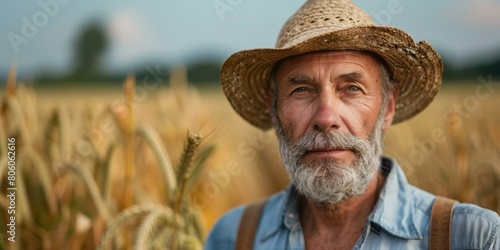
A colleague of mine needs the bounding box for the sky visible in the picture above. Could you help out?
[1,0,500,77]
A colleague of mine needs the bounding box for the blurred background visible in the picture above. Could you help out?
[0,0,499,249]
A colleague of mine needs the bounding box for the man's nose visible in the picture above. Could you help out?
[313,91,341,131]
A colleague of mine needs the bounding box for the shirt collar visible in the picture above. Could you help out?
[259,185,299,241]
[369,157,422,240]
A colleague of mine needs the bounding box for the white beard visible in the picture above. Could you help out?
[273,113,384,207]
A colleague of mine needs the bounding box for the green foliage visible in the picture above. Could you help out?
[70,20,109,81]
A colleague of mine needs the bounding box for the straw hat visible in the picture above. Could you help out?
[220,0,443,130]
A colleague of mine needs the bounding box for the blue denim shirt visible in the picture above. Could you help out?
[205,157,500,249]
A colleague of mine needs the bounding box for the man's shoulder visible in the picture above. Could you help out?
[451,202,500,247]
[453,202,500,223]
[405,184,499,248]
[204,188,290,249]
[409,185,500,228]
[204,204,245,250]
[407,184,499,222]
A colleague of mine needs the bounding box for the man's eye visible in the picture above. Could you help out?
[347,85,361,92]
[293,87,308,93]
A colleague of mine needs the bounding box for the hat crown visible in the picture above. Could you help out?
[277,0,374,48]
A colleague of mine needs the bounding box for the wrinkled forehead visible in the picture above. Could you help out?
[270,50,391,87]
[273,50,388,73]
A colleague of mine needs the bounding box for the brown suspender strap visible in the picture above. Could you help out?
[429,196,456,250]
[235,200,267,250]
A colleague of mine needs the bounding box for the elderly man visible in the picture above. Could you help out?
[206,0,500,249]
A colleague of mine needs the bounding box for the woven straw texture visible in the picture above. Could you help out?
[221,0,443,130]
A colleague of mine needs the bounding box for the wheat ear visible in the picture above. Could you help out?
[134,206,182,250]
[150,226,174,249]
[170,132,203,250]
[98,204,183,250]
[174,132,203,207]
[135,125,177,200]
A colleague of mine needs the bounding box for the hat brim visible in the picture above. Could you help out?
[221,25,443,130]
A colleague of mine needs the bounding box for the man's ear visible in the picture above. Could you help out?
[382,87,399,131]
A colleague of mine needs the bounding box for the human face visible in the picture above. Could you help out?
[273,51,392,167]
[269,51,396,205]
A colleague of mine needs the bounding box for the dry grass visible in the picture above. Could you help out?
[0,64,499,249]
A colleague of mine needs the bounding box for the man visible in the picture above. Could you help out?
[206,0,500,249]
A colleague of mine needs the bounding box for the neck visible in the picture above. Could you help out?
[299,172,386,249]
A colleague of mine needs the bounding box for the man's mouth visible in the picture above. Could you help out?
[304,148,352,158]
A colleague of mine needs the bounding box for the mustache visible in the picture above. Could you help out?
[291,130,369,156]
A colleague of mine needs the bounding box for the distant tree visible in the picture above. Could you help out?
[187,59,222,85]
[442,54,500,82]
[70,20,108,80]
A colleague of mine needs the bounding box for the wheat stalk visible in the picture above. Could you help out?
[183,209,204,241]
[43,108,73,171]
[68,164,111,221]
[123,74,136,209]
[99,142,117,204]
[177,234,203,250]
[186,144,215,192]
[135,125,177,200]
[6,62,16,97]
[19,147,58,215]
[17,84,40,142]
[2,64,32,148]
[5,96,31,146]
[56,106,72,165]
[16,165,33,224]
[0,122,8,185]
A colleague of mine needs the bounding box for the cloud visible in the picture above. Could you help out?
[460,0,500,27]
[106,9,171,66]
[108,9,143,45]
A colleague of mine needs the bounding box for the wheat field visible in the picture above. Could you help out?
[0,66,499,249]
